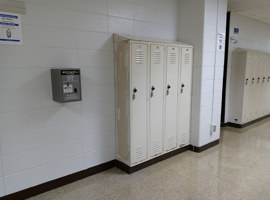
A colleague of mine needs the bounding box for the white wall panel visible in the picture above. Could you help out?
[48,156,83,180]
[47,139,82,163]
[45,122,82,145]
[1,129,45,155]
[83,132,115,153]
[22,4,108,32]
[44,105,81,127]
[3,148,47,175]
[0,178,5,197]
[0,68,43,90]
[179,0,227,147]
[81,99,115,120]
[81,115,115,138]
[0,89,43,112]
[23,25,78,48]
[83,145,115,169]
[108,17,134,35]
[108,0,134,19]
[0,0,181,196]
[0,110,46,134]
[5,166,49,194]
[0,46,78,68]
[78,49,114,68]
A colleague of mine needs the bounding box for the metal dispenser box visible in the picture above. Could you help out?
[51,68,82,103]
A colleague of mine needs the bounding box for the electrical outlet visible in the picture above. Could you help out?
[210,124,216,134]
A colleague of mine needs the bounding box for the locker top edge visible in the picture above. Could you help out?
[234,48,270,55]
[113,34,193,48]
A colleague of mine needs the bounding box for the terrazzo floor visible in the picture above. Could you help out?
[28,119,270,200]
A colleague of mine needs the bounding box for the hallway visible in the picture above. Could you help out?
[28,119,270,200]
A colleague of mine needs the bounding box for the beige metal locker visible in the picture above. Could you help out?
[114,34,193,168]
[229,49,270,126]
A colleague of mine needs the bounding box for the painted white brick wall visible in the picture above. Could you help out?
[0,0,179,196]
[225,13,270,122]
[200,0,227,146]
[0,145,4,197]
[179,0,227,147]
[178,0,205,147]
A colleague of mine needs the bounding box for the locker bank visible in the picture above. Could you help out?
[1,0,270,199]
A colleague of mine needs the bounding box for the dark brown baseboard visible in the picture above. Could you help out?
[191,139,219,153]
[227,122,243,128]
[0,160,115,200]
[227,114,270,129]
[115,145,192,174]
[0,140,219,199]
[221,122,229,127]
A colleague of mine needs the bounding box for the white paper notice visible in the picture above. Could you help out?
[217,33,225,52]
[0,11,23,45]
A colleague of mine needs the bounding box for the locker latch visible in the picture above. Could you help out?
[245,78,248,85]
[150,86,155,98]
[166,85,171,95]
[252,78,255,84]
[268,77,270,82]
[133,88,137,100]
[181,83,185,93]
[263,77,266,83]
[257,77,260,83]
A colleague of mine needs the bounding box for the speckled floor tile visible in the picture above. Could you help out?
[28,118,270,200]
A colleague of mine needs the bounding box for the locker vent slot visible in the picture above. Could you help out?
[153,51,161,64]
[152,140,161,155]
[136,50,144,64]
[136,146,143,160]
[169,52,177,64]
[182,133,190,145]
[184,53,191,65]
[168,136,175,149]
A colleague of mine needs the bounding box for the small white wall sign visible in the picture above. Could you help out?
[217,33,225,52]
[0,11,23,45]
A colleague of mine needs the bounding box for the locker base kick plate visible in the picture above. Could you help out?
[115,145,192,174]
[227,114,270,129]
[116,140,220,174]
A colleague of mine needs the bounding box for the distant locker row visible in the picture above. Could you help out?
[114,34,193,167]
[229,49,270,124]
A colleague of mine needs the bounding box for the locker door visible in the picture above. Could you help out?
[164,46,179,151]
[178,47,192,146]
[149,44,165,157]
[261,54,268,116]
[267,55,270,114]
[130,43,148,164]
[257,54,264,118]
[250,53,258,120]
[242,52,253,123]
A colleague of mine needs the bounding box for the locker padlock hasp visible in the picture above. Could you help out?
[51,68,82,103]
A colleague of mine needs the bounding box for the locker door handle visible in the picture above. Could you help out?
[263,77,266,82]
[245,78,249,85]
[150,86,155,98]
[166,85,171,95]
[268,77,270,82]
[132,88,137,100]
[181,83,185,93]
[257,77,260,83]
[252,78,255,84]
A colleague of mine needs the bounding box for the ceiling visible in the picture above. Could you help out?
[228,0,270,23]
